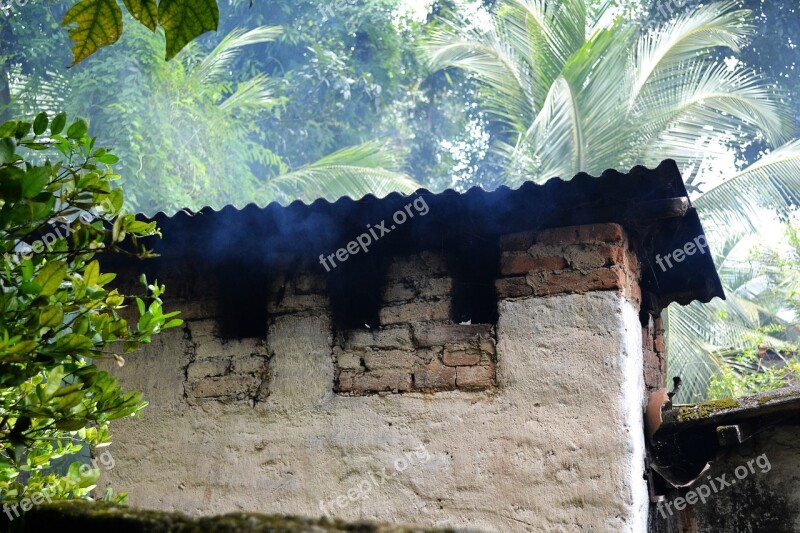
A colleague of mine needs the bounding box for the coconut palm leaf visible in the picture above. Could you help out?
[187,26,283,88]
[218,74,279,111]
[425,18,537,131]
[695,140,800,231]
[266,141,422,204]
[631,1,753,104]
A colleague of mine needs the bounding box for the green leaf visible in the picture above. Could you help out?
[21,259,34,281]
[44,365,65,399]
[50,113,67,135]
[21,167,51,199]
[108,187,123,212]
[53,383,84,398]
[84,260,100,286]
[0,120,18,138]
[56,419,87,431]
[95,153,119,164]
[66,119,89,140]
[39,306,64,328]
[34,261,68,297]
[0,138,15,165]
[158,0,219,60]
[54,334,94,352]
[8,340,37,355]
[122,0,157,31]
[58,391,85,410]
[14,122,31,140]
[20,282,42,295]
[33,113,48,136]
[61,0,123,65]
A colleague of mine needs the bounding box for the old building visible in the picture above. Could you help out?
[98,160,732,531]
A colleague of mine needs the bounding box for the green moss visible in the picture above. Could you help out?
[12,501,456,533]
[676,398,738,422]
[756,391,795,405]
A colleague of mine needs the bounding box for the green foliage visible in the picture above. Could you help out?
[708,326,800,400]
[61,0,219,64]
[0,112,181,504]
[426,0,800,400]
[424,0,792,186]
[63,23,286,213]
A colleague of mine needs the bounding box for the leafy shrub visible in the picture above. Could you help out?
[0,112,181,506]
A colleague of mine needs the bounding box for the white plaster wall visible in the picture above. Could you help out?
[99,291,647,532]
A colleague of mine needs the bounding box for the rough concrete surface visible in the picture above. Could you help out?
[99,291,647,533]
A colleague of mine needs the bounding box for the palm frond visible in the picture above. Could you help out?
[636,63,792,158]
[218,74,279,112]
[695,140,800,231]
[666,293,789,402]
[424,18,537,131]
[266,142,422,204]
[188,26,283,88]
[500,0,587,94]
[631,1,753,103]
[509,75,583,184]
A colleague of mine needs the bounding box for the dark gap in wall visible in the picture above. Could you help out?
[214,260,268,339]
[447,239,500,324]
[327,253,392,330]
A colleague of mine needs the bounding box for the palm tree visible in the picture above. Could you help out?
[424,0,800,400]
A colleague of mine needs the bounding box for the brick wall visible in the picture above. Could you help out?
[179,222,666,401]
[495,223,641,305]
[334,252,497,394]
[184,320,270,403]
[642,314,667,392]
[494,222,665,391]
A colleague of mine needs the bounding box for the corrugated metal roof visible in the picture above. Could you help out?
[127,159,724,309]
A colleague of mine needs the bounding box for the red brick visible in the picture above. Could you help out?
[442,344,482,366]
[294,275,326,294]
[417,278,454,299]
[232,354,267,374]
[190,375,260,400]
[495,277,533,299]
[363,349,420,370]
[567,244,627,270]
[187,357,229,381]
[528,267,626,296]
[642,324,655,352]
[413,360,456,391]
[654,333,666,353]
[382,281,416,303]
[379,300,451,325]
[583,223,625,244]
[344,326,413,351]
[334,348,364,370]
[535,226,582,245]
[412,323,494,347]
[500,253,568,276]
[267,294,328,314]
[537,223,625,246]
[337,370,412,393]
[456,364,496,390]
[386,252,448,280]
[499,231,536,251]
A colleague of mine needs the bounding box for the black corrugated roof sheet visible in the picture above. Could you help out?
[131,159,724,310]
